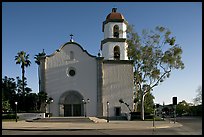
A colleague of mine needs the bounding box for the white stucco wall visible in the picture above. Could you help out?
[102,62,134,117]
[44,42,98,117]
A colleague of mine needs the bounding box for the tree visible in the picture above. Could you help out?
[25,93,39,112]
[176,100,190,116]
[15,51,31,95]
[16,76,32,95]
[2,76,39,112]
[34,49,46,92]
[37,91,48,112]
[2,94,11,112]
[2,76,17,112]
[127,25,185,120]
[15,76,33,112]
[2,76,16,98]
[144,92,155,114]
[134,86,155,114]
[193,85,202,106]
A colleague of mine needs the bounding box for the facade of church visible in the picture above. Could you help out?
[39,8,134,118]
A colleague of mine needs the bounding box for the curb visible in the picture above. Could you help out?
[2,128,99,131]
[3,118,183,131]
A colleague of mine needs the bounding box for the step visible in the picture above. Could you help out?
[28,117,94,123]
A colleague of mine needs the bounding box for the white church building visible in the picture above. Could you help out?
[38,8,134,118]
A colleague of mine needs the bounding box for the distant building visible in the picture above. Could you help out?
[38,8,134,118]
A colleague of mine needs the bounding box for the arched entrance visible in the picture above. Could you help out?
[59,91,84,116]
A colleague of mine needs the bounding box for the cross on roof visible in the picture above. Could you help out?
[70,34,74,42]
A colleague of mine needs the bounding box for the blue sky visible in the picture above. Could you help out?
[2,2,202,105]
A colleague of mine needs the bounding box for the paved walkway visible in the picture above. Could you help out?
[2,117,183,131]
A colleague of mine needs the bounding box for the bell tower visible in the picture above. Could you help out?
[101,8,129,60]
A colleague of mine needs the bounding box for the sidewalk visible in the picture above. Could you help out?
[2,117,183,131]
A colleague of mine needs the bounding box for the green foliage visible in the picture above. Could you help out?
[136,92,155,114]
[127,25,185,120]
[37,91,48,112]
[2,75,47,113]
[16,76,31,95]
[15,51,31,68]
[38,92,48,103]
[176,100,190,116]
[2,114,19,119]
[176,100,202,116]
[189,105,202,116]
[127,25,184,88]
[2,76,17,112]
[127,25,185,91]
[144,92,155,114]
[2,98,11,112]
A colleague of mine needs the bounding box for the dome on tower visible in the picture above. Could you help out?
[102,8,128,32]
[106,8,124,20]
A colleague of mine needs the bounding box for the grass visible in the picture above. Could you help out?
[144,118,164,121]
[2,119,23,122]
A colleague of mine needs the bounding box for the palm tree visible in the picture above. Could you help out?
[34,49,46,92]
[15,51,31,95]
[34,49,46,112]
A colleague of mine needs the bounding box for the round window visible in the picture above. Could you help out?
[66,67,76,77]
[69,69,75,77]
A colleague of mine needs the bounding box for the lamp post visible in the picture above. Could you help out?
[15,102,18,122]
[46,97,53,118]
[82,99,90,117]
[45,99,48,113]
[49,99,53,117]
[107,101,109,123]
[172,97,177,124]
[174,105,176,124]
[153,104,156,131]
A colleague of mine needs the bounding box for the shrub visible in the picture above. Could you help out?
[2,114,19,119]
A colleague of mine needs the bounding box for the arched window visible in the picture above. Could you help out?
[113,25,119,38]
[70,51,74,60]
[114,46,120,60]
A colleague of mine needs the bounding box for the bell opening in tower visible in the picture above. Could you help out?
[113,25,119,38]
[114,46,120,60]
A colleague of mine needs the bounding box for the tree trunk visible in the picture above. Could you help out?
[134,102,138,112]
[141,94,145,120]
[22,65,25,93]
[134,85,138,112]
[22,64,25,111]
